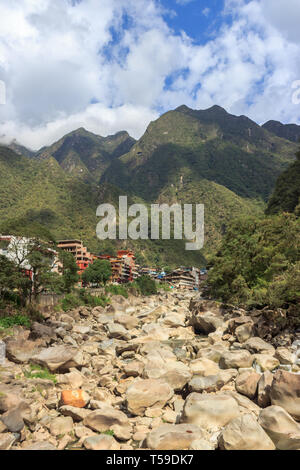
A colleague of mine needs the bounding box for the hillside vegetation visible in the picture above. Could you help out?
[206,148,300,312]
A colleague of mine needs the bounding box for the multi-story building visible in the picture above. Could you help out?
[57,240,94,275]
[100,250,138,283]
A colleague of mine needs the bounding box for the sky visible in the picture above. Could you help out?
[0,0,300,149]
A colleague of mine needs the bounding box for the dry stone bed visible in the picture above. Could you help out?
[0,291,300,450]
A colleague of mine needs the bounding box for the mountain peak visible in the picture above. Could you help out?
[262,120,300,143]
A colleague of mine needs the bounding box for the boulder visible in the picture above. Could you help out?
[275,348,294,365]
[219,414,275,450]
[124,361,144,377]
[181,393,240,431]
[4,331,42,364]
[23,441,57,450]
[146,424,204,450]
[115,313,139,330]
[257,371,273,408]
[83,434,120,450]
[270,370,300,420]
[190,312,223,334]
[49,416,73,436]
[235,323,254,344]
[31,345,84,372]
[196,344,228,363]
[0,401,32,433]
[83,405,132,440]
[244,337,275,355]
[56,370,84,389]
[219,350,254,369]
[0,433,16,450]
[107,323,131,341]
[126,379,173,416]
[189,358,220,377]
[59,405,92,422]
[254,354,279,372]
[259,406,300,450]
[235,370,260,399]
[188,370,236,393]
[225,391,261,417]
[159,362,192,391]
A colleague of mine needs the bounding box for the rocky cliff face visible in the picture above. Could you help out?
[0,290,299,451]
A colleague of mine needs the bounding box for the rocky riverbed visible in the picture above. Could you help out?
[0,290,300,451]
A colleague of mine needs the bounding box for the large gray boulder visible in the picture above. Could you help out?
[84,405,132,440]
[270,370,300,420]
[126,379,173,416]
[181,393,240,431]
[259,406,300,450]
[146,424,204,450]
[219,349,254,369]
[31,345,85,372]
[219,414,275,450]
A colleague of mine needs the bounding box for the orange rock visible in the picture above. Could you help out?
[60,390,90,408]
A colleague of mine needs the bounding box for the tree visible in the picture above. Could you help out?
[59,251,79,293]
[27,249,64,299]
[135,275,157,296]
[0,255,31,305]
[82,260,112,286]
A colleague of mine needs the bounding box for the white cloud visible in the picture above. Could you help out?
[0,0,300,150]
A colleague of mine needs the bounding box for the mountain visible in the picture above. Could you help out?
[266,149,300,215]
[1,105,299,268]
[263,120,300,143]
[36,128,136,180]
[7,141,36,158]
[101,105,297,202]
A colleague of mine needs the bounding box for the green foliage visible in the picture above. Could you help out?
[267,147,300,215]
[206,213,300,309]
[59,251,79,292]
[133,275,157,296]
[0,255,31,303]
[105,284,129,298]
[159,283,171,292]
[60,293,82,311]
[60,289,109,312]
[24,364,57,383]
[27,248,64,299]
[0,314,31,329]
[102,430,115,436]
[82,260,112,286]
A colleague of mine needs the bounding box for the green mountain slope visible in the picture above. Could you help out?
[101,105,297,202]
[266,148,300,215]
[263,120,300,143]
[37,128,136,180]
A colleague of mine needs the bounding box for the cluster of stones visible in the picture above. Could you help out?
[0,292,300,451]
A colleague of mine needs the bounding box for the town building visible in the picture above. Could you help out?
[163,267,202,290]
[100,250,138,283]
[57,239,95,275]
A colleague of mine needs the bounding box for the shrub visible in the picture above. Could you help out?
[206,213,300,310]
[105,285,129,298]
[133,275,157,296]
[0,314,31,329]
[59,290,109,311]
